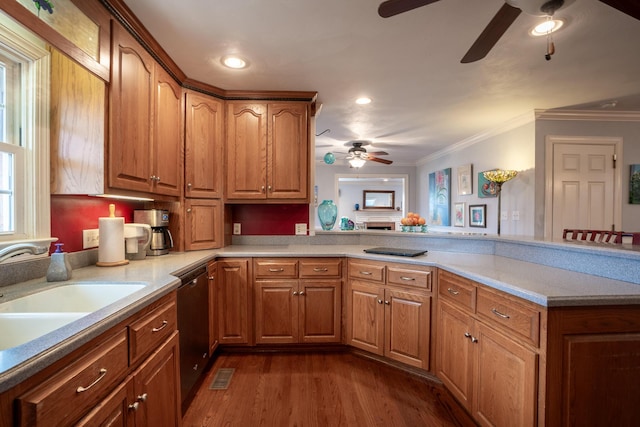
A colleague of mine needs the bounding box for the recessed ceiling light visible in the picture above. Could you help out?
[355,97,372,105]
[531,19,564,37]
[222,55,248,69]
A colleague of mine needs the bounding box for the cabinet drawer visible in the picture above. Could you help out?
[477,288,541,347]
[387,266,432,290]
[18,329,129,427]
[348,260,385,283]
[129,299,177,365]
[300,258,342,278]
[438,270,476,311]
[254,258,298,278]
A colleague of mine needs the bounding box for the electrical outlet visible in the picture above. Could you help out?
[233,223,241,235]
[295,223,307,235]
[83,229,100,249]
[512,211,520,221]
[501,211,508,221]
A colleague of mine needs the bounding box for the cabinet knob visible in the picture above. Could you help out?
[464,332,472,339]
[299,291,305,296]
[137,393,148,402]
[261,185,265,192]
[193,363,199,371]
[187,183,192,188]
[268,185,272,192]
[128,402,139,411]
[150,175,156,181]
[384,300,390,305]
[377,299,383,304]
[208,276,215,280]
[156,176,161,182]
[293,291,299,296]
[187,208,192,213]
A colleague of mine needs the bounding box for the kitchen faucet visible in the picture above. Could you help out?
[0,243,49,263]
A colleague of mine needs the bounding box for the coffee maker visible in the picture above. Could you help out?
[133,209,173,256]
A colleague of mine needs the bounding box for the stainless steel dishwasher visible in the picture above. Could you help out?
[177,265,210,413]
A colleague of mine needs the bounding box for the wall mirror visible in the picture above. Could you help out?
[363,190,395,209]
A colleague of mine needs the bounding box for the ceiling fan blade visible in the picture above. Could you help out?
[378,0,442,18]
[460,3,521,64]
[367,156,393,165]
[368,151,389,156]
[599,0,640,21]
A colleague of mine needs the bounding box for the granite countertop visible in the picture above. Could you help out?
[1,244,639,393]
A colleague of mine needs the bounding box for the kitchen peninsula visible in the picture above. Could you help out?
[1,233,639,426]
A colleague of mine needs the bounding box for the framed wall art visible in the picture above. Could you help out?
[469,204,486,228]
[457,164,473,195]
[428,168,451,226]
[454,202,465,227]
[478,171,498,198]
[631,164,640,204]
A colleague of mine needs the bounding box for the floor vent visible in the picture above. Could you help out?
[209,368,235,390]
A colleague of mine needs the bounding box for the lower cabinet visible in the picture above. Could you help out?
[253,258,342,344]
[77,332,181,427]
[437,301,537,427]
[347,260,433,370]
[216,258,252,345]
[11,293,180,427]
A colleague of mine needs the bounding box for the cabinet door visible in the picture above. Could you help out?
[132,332,181,427]
[75,377,134,427]
[207,261,218,355]
[348,281,385,355]
[152,66,182,196]
[385,288,431,369]
[109,23,154,193]
[226,103,267,199]
[472,322,537,427]
[267,103,308,200]
[300,279,342,343]
[436,301,474,409]
[185,91,224,198]
[184,198,223,250]
[217,259,251,344]
[254,280,298,344]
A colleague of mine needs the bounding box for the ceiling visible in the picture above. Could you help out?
[122,0,640,166]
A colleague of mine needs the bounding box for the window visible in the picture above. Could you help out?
[0,13,50,247]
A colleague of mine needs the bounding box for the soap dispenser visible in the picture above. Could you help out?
[47,243,72,282]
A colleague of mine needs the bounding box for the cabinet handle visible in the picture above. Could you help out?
[137,393,148,402]
[299,291,305,296]
[193,364,199,371]
[76,368,107,393]
[384,300,390,305]
[187,208,192,213]
[268,185,272,192]
[447,287,459,296]
[128,402,139,411]
[293,291,299,296]
[400,276,416,281]
[463,332,479,343]
[261,185,265,192]
[491,308,511,319]
[313,267,328,272]
[360,271,372,276]
[156,176,161,182]
[152,320,168,332]
[187,182,192,188]
[377,299,383,304]
[464,332,472,339]
[471,336,478,343]
[269,268,285,272]
[150,175,156,182]
[208,276,215,280]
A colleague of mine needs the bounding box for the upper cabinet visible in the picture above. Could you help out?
[109,22,182,197]
[185,91,224,199]
[226,102,309,202]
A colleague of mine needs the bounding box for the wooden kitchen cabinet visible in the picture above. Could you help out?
[184,198,224,250]
[347,260,433,370]
[436,270,539,427]
[184,90,224,199]
[225,102,309,202]
[254,258,342,344]
[109,22,182,197]
[11,293,180,427]
[216,258,252,345]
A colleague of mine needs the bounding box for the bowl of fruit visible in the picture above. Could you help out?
[400,212,427,232]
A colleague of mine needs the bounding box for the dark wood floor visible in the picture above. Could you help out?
[183,351,476,427]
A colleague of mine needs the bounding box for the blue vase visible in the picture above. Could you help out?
[318,200,338,230]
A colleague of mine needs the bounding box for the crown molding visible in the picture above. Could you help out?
[417,111,535,165]
[535,109,640,121]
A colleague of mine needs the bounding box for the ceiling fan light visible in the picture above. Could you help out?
[349,158,366,168]
[531,19,563,36]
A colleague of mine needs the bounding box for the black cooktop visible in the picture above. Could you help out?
[363,247,428,257]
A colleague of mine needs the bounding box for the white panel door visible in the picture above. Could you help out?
[552,143,615,239]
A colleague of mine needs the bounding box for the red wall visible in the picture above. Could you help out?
[50,196,310,253]
[50,195,143,253]
[230,204,309,235]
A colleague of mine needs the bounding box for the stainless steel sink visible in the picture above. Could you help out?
[0,282,146,350]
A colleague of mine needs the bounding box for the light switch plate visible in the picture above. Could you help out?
[501,211,508,221]
[295,223,307,235]
[512,211,520,221]
[233,223,241,235]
